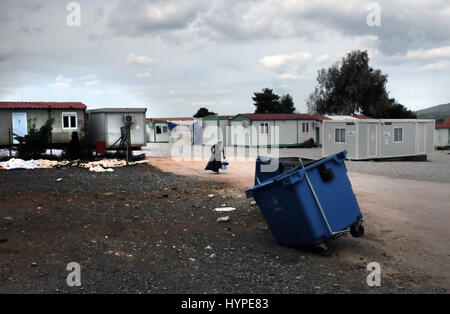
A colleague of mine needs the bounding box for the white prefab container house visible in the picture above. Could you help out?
[322,119,435,160]
[228,114,327,148]
[146,117,195,144]
[198,115,233,146]
[0,101,87,146]
[87,108,147,148]
[147,120,170,143]
[434,120,450,148]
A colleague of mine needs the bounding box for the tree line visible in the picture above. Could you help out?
[194,50,416,119]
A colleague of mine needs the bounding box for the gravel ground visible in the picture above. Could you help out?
[143,144,450,183]
[346,151,450,183]
[0,164,443,293]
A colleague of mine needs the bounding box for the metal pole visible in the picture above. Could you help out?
[298,158,349,236]
[8,128,12,158]
[48,109,52,158]
[49,129,52,158]
[126,123,130,165]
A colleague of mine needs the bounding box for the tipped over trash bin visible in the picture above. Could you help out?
[246,151,364,256]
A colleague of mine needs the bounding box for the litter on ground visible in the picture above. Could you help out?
[0,158,147,171]
[216,216,230,223]
[0,159,41,170]
[214,207,236,212]
[89,166,114,172]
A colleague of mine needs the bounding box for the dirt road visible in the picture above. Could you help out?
[148,157,450,291]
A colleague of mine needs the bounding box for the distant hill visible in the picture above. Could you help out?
[416,103,450,122]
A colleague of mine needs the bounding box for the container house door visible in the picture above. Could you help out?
[417,123,426,154]
[12,112,28,144]
[367,123,378,158]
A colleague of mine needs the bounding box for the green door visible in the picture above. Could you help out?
[316,127,320,145]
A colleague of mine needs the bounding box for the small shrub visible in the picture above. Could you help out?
[14,118,53,159]
[62,125,92,160]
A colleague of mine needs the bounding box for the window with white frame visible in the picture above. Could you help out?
[335,128,346,143]
[260,123,269,134]
[62,112,77,129]
[156,125,168,134]
[394,127,403,142]
[302,122,310,133]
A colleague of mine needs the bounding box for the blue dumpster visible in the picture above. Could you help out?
[246,151,363,255]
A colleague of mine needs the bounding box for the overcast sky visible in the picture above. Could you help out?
[0,0,449,117]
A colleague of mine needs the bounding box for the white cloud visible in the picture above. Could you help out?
[109,0,206,35]
[418,60,450,72]
[50,74,72,88]
[84,80,100,86]
[121,84,155,95]
[137,72,151,79]
[276,73,308,80]
[316,54,330,63]
[126,54,154,67]
[191,100,231,106]
[80,74,98,81]
[406,46,450,60]
[259,52,312,70]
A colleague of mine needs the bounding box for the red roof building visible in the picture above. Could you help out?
[237,113,330,121]
[0,102,87,145]
[436,117,450,129]
[0,101,87,110]
[146,117,194,123]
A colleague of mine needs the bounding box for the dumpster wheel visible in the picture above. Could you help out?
[350,223,364,238]
[316,241,333,257]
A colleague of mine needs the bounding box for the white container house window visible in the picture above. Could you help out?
[156,125,168,134]
[62,112,77,129]
[260,123,269,134]
[394,127,403,142]
[335,128,346,143]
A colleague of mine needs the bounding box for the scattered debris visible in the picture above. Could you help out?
[105,250,133,258]
[214,207,236,212]
[89,165,114,173]
[216,216,230,223]
[0,159,39,170]
[0,158,147,171]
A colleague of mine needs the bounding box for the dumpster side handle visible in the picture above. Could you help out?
[281,171,304,186]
